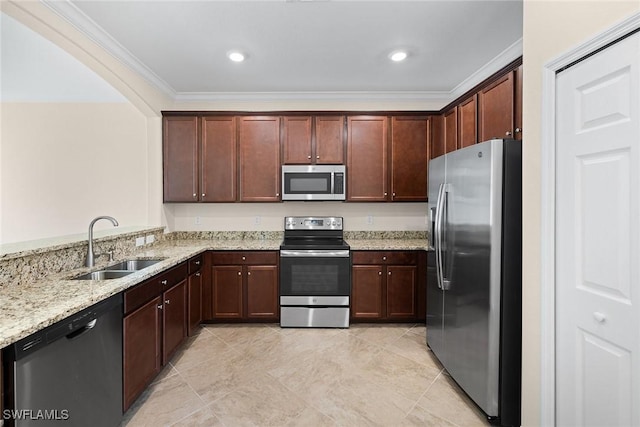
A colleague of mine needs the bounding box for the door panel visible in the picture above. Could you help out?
[315,116,345,164]
[386,265,416,318]
[201,116,236,202]
[246,265,278,318]
[556,33,639,427]
[212,266,244,318]
[351,265,383,318]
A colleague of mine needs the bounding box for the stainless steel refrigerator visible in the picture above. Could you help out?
[427,138,522,426]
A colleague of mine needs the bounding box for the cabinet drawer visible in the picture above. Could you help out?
[211,251,278,265]
[189,254,203,274]
[124,278,162,315]
[351,251,417,265]
[159,262,188,290]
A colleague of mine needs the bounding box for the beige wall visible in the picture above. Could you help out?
[521,1,640,425]
[0,103,150,243]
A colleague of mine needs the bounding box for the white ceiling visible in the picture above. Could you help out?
[39,0,523,104]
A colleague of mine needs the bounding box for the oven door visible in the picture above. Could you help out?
[279,250,351,298]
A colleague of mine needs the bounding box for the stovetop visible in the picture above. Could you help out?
[281,216,348,251]
[280,237,350,251]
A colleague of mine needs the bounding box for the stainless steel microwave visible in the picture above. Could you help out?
[281,165,346,201]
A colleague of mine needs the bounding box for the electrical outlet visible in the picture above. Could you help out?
[145,235,155,244]
[135,237,145,247]
[195,216,201,225]
[254,216,261,225]
[366,215,374,225]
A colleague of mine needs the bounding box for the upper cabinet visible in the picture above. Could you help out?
[390,116,429,201]
[238,116,281,202]
[282,116,345,164]
[443,107,458,154]
[458,94,478,148]
[479,71,515,140]
[163,116,199,202]
[201,117,237,202]
[347,116,388,201]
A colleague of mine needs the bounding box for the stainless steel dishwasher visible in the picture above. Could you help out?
[5,294,122,427]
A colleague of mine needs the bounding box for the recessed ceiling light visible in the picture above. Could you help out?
[227,51,245,62]
[389,50,408,62]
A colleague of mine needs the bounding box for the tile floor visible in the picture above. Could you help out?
[122,323,490,426]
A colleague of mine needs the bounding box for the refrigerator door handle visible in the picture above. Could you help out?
[434,183,445,290]
[441,185,451,291]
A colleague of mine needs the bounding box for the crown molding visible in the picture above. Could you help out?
[40,0,177,98]
[449,37,523,101]
[174,90,450,103]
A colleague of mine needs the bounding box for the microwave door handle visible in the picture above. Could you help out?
[330,172,335,195]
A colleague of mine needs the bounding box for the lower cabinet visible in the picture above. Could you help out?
[122,262,188,412]
[209,251,279,321]
[351,251,426,322]
[187,255,203,336]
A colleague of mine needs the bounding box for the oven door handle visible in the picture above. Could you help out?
[280,250,350,258]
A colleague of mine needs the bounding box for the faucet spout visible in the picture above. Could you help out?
[86,216,119,267]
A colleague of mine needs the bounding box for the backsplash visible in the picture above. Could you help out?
[345,230,427,240]
[165,231,283,240]
[0,228,165,288]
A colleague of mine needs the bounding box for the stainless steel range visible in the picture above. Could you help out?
[279,216,351,328]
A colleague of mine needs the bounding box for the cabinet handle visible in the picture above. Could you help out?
[192,193,196,198]
[242,256,246,261]
[160,279,168,285]
[505,131,512,136]
[515,127,522,133]
[382,256,387,261]
[384,192,388,196]
[307,155,311,159]
[195,272,201,277]
[248,272,251,276]
[378,271,382,276]
[392,192,396,197]
[316,155,320,159]
[202,193,205,198]
[388,271,392,275]
[238,271,242,276]
[276,192,280,196]
[157,305,163,310]
[165,299,170,305]
[195,260,201,265]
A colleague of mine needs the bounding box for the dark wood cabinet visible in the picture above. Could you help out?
[282,116,345,165]
[390,116,429,201]
[187,255,203,336]
[479,71,515,141]
[163,116,198,202]
[123,295,162,411]
[458,95,478,148]
[347,116,388,201]
[122,262,188,411]
[210,251,279,321]
[239,116,281,202]
[201,116,237,202]
[443,107,458,154]
[514,64,523,140]
[351,251,422,321]
[430,114,445,159]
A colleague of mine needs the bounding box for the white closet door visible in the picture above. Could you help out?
[556,33,640,426]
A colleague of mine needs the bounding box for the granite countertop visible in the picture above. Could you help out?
[0,237,427,348]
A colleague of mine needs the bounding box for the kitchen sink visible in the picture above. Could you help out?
[106,259,163,271]
[74,270,134,280]
[73,258,165,280]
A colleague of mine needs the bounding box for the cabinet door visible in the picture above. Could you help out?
[315,116,345,164]
[458,95,478,148]
[443,107,458,153]
[123,296,162,411]
[201,116,237,202]
[212,265,244,318]
[283,116,312,164]
[187,271,202,336]
[430,114,445,159]
[239,116,281,201]
[390,116,428,201]
[163,116,198,202]
[514,65,523,140]
[351,265,384,319]
[347,116,388,201]
[479,71,515,141]
[163,280,187,364]
[246,265,279,319]
[386,266,417,319]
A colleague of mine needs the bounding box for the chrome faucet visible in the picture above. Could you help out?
[86,216,119,267]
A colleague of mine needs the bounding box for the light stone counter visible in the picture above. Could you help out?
[0,236,428,348]
[0,239,281,348]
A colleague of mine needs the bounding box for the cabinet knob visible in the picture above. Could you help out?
[388,271,392,275]
[160,279,168,285]
[378,271,382,276]
[307,155,311,159]
[242,256,246,261]
[382,256,387,261]
[195,272,201,277]
[515,127,522,133]
[593,312,606,323]
[316,155,320,159]
[392,192,396,197]
[384,192,388,196]
[165,299,170,305]
[238,271,242,276]
[192,193,197,198]
[157,305,163,310]
[202,193,205,198]
[276,192,280,197]
[195,260,201,265]
[248,272,251,276]
[505,131,512,136]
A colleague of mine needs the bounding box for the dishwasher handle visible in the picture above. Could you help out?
[65,318,98,340]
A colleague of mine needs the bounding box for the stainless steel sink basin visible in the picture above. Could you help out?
[106,259,163,271]
[74,270,134,280]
